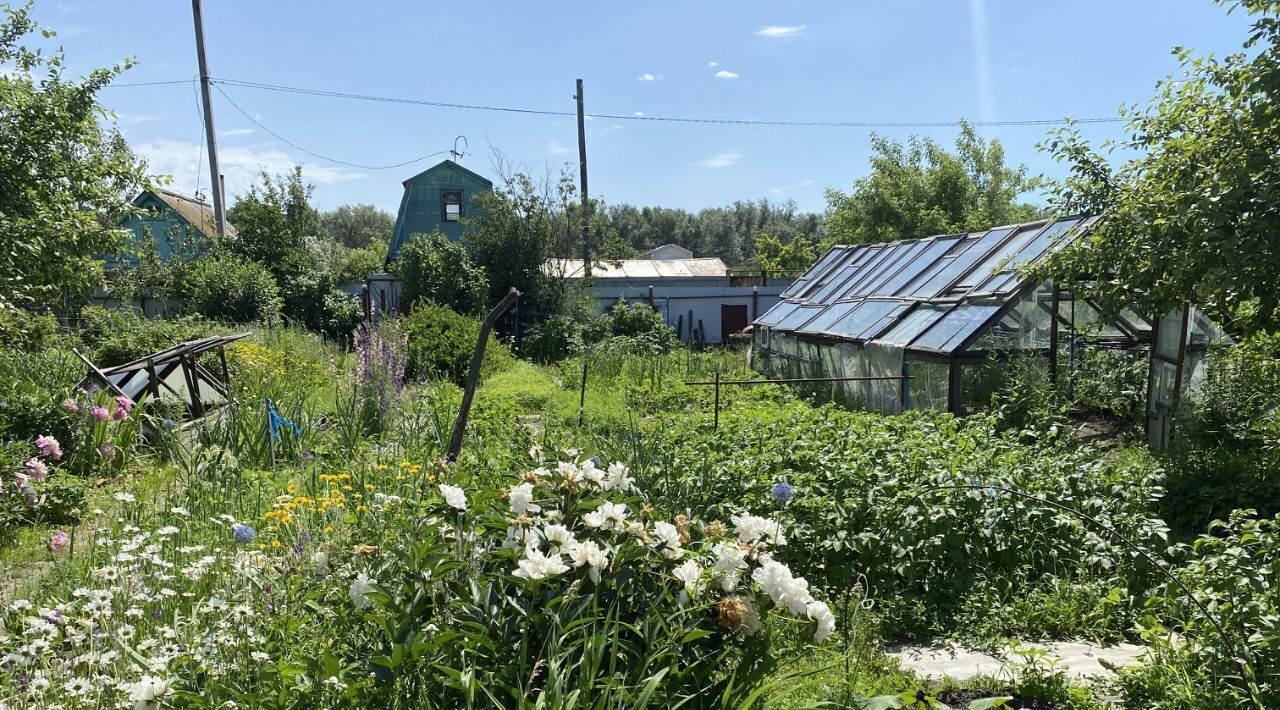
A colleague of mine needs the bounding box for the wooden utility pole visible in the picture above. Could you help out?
[575,79,591,277]
[192,0,226,236]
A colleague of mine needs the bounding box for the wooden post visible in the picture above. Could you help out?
[446,287,520,462]
[191,0,226,236]
[575,79,591,277]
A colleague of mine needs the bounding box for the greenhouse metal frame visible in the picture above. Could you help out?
[749,216,1226,447]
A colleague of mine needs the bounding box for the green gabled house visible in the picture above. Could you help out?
[114,187,233,266]
[385,160,492,265]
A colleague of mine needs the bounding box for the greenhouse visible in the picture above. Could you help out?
[749,216,1228,448]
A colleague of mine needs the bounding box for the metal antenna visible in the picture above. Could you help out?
[450,135,468,161]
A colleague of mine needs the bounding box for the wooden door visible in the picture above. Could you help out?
[721,304,749,342]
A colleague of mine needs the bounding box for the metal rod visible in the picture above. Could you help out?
[446,287,520,462]
[713,371,720,430]
[575,79,591,276]
[684,375,906,386]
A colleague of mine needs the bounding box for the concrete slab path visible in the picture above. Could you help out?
[889,641,1147,681]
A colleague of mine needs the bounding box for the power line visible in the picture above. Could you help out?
[210,76,1125,128]
[103,79,196,88]
[213,84,454,170]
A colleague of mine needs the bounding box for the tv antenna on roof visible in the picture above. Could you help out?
[450,135,468,161]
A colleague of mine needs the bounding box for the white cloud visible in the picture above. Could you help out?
[219,128,255,137]
[714,70,739,80]
[800,178,814,187]
[633,111,645,117]
[546,139,572,156]
[696,152,743,168]
[755,25,807,39]
[116,114,160,126]
[708,61,719,67]
[135,138,363,199]
[770,178,817,195]
[636,73,659,82]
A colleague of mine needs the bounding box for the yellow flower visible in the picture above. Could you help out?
[287,483,298,494]
[364,483,375,492]
[271,540,282,548]
[376,464,388,471]
[356,505,368,513]
[324,525,334,533]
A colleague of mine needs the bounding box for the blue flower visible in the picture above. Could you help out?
[771,481,794,503]
[232,524,255,544]
[163,418,175,429]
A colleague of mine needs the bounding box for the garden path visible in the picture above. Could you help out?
[889,641,1146,680]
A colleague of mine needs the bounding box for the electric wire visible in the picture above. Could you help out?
[213,84,454,170]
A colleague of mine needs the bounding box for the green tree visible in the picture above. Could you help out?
[754,233,817,273]
[319,203,394,249]
[225,166,318,277]
[466,170,575,314]
[824,121,1038,245]
[186,254,281,323]
[0,4,146,311]
[1038,0,1280,334]
[390,230,489,316]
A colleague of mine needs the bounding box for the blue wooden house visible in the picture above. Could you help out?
[115,187,233,265]
[385,160,492,264]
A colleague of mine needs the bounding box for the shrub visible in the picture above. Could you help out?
[186,254,282,323]
[280,269,362,342]
[78,306,215,367]
[0,348,81,443]
[401,304,512,385]
[0,308,59,349]
[391,230,489,316]
[520,313,584,362]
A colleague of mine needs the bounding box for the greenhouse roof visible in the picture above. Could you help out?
[755,215,1118,355]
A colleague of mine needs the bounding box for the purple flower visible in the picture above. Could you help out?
[233,524,255,544]
[25,457,48,482]
[90,406,109,422]
[771,481,794,503]
[163,418,176,429]
[34,435,62,459]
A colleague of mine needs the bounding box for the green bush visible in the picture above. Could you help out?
[186,254,282,323]
[0,348,80,443]
[401,304,512,385]
[0,308,60,349]
[391,230,489,316]
[520,313,584,362]
[280,269,361,342]
[78,306,215,367]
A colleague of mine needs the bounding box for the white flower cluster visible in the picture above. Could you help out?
[496,456,836,643]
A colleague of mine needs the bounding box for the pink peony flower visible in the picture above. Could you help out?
[112,406,127,421]
[14,471,28,488]
[35,435,62,459]
[49,531,69,552]
[115,395,134,413]
[24,458,47,483]
[90,406,109,422]
[61,398,79,414]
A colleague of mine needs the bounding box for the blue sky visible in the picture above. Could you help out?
[35,1,1255,214]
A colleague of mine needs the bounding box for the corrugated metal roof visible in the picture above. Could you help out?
[150,188,238,240]
[546,257,729,279]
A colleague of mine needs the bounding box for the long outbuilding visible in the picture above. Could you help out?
[750,215,1228,449]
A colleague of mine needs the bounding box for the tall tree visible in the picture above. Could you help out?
[226,166,318,277]
[0,4,146,312]
[1038,0,1280,334]
[824,121,1038,244]
[319,203,394,249]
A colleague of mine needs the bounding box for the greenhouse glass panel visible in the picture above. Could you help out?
[796,301,861,334]
[1059,299,1125,338]
[969,286,1055,350]
[802,249,873,303]
[755,301,800,327]
[794,250,860,300]
[782,247,848,297]
[844,242,920,298]
[877,305,949,346]
[908,229,1013,298]
[911,302,1003,352]
[774,305,826,332]
[859,240,934,296]
[810,248,889,303]
[906,359,950,411]
[950,227,1026,289]
[883,237,961,296]
[824,300,902,338]
[1155,309,1185,358]
[1018,217,1082,263]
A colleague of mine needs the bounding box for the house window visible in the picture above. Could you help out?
[442,190,463,221]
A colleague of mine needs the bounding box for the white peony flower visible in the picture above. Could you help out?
[508,482,540,516]
[672,559,705,598]
[711,541,749,592]
[650,521,684,560]
[565,539,609,583]
[439,484,467,511]
[512,548,569,581]
[731,513,786,548]
[582,502,628,531]
[581,459,604,486]
[556,461,582,483]
[349,573,376,609]
[602,462,634,492]
[127,674,170,708]
[807,600,837,642]
[541,523,575,551]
